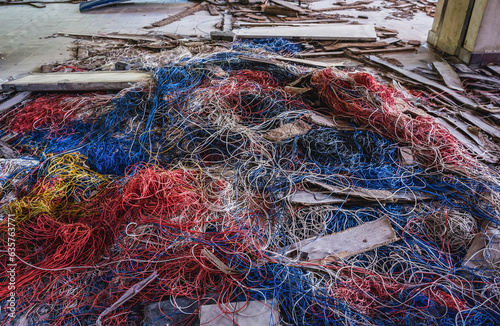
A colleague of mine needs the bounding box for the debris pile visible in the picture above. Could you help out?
[1,44,499,325]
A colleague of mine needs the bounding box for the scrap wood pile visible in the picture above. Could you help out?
[1,46,500,326]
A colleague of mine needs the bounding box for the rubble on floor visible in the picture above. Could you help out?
[0,1,499,325]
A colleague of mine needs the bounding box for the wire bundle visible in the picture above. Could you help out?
[0,51,499,326]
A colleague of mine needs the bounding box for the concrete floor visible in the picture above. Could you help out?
[0,1,219,80]
[0,0,434,81]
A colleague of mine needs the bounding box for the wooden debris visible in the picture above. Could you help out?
[58,32,164,43]
[433,61,464,92]
[313,5,368,11]
[145,2,207,28]
[274,55,343,68]
[207,4,219,16]
[288,191,345,205]
[399,147,415,165]
[464,222,500,271]
[0,91,30,113]
[288,217,398,261]
[347,46,416,54]
[304,179,429,203]
[235,24,377,41]
[298,51,344,58]
[460,111,500,140]
[263,120,311,142]
[486,64,500,77]
[2,71,152,92]
[0,141,19,159]
[368,56,478,109]
[237,19,349,27]
[323,41,390,51]
[263,5,299,17]
[270,0,306,13]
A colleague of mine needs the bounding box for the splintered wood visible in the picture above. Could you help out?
[2,71,152,92]
[288,217,398,261]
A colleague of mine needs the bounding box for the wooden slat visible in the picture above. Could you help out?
[0,91,30,113]
[145,3,207,28]
[324,41,391,51]
[235,24,377,41]
[2,71,152,92]
[348,46,416,54]
[369,55,478,109]
[270,0,306,13]
[288,217,398,261]
[433,61,464,92]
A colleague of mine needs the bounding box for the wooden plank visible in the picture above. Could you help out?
[263,5,299,17]
[298,51,344,58]
[274,55,344,68]
[263,120,311,142]
[304,179,429,203]
[464,222,500,270]
[0,91,30,113]
[288,217,398,261]
[313,4,367,11]
[270,0,306,13]
[348,46,416,54]
[288,191,346,206]
[145,3,207,28]
[460,111,500,139]
[207,4,219,16]
[369,55,478,109]
[433,61,464,92]
[58,32,162,43]
[237,19,348,27]
[235,24,377,41]
[324,41,390,51]
[2,71,152,92]
[486,64,500,77]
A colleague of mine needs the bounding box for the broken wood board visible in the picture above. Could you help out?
[263,120,311,142]
[313,4,368,11]
[433,61,464,91]
[58,32,164,43]
[200,300,280,326]
[263,5,299,17]
[235,24,377,41]
[270,0,306,13]
[287,191,346,206]
[460,111,500,139]
[298,51,344,58]
[288,217,398,261]
[430,114,497,163]
[0,142,19,159]
[486,64,500,77]
[145,2,207,28]
[237,19,349,27]
[304,179,429,203]
[323,41,392,51]
[368,56,478,109]
[348,46,416,55]
[0,91,30,113]
[464,222,500,271]
[2,71,152,92]
[274,55,347,68]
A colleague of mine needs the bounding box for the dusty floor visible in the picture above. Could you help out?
[0,0,434,80]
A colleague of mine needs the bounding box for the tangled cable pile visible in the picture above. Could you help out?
[1,51,499,326]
